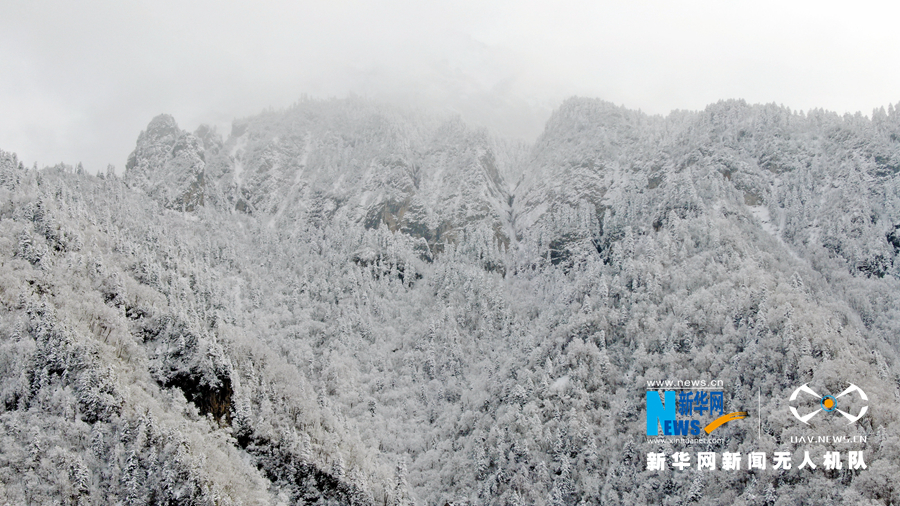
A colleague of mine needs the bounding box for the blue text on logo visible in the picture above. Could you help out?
[647,391,676,435]
[647,391,724,435]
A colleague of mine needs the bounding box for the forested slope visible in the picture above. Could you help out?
[1,96,900,504]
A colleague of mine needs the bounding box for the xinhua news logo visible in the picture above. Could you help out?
[646,386,747,436]
[788,383,868,425]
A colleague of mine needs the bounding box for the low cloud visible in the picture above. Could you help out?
[2,1,899,172]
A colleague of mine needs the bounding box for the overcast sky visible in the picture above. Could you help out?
[2,1,900,173]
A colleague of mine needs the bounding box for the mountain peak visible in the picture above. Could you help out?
[125,114,206,211]
[144,113,180,139]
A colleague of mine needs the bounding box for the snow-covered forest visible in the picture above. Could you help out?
[2,96,900,505]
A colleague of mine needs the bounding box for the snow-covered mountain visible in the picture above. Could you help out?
[126,99,515,256]
[2,96,900,505]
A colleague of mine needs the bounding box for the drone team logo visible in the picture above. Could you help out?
[788,383,868,425]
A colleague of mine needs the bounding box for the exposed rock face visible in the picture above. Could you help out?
[125,114,208,211]
[131,100,513,252]
[125,98,900,279]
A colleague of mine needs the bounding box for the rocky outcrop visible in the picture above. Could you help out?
[133,99,514,252]
[125,114,208,211]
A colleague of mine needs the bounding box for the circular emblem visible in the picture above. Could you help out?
[789,383,868,425]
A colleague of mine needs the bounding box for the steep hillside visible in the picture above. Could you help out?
[1,152,387,505]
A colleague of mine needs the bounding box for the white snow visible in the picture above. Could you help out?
[230,135,247,186]
[295,133,311,185]
[268,132,311,228]
[550,375,570,392]
[749,205,777,237]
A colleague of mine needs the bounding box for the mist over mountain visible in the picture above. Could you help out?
[1,96,899,505]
